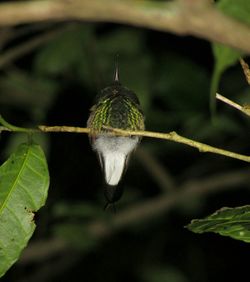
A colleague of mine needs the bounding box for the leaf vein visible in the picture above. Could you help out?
[18,182,37,209]
[0,148,30,215]
[26,163,44,179]
[5,206,28,236]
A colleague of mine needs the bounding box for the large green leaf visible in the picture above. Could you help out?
[0,143,49,277]
[187,206,250,243]
[210,0,250,113]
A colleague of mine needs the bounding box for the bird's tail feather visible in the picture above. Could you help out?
[103,152,126,186]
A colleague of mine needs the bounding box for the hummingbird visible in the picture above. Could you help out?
[87,59,145,205]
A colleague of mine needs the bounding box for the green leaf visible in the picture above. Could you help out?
[187,206,250,243]
[210,0,250,113]
[210,45,242,115]
[0,143,49,277]
[212,45,241,75]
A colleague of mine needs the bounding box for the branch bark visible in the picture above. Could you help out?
[216,93,250,117]
[0,0,249,53]
[1,113,250,163]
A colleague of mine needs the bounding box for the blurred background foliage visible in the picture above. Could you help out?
[0,12,250,282]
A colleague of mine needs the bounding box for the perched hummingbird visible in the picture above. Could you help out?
[87,60,145,205]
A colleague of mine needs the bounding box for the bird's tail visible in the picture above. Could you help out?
[103,184,124,212]
[103,152,127,186]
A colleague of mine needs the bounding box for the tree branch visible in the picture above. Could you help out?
[34,125,250,163]
[216,93,244,113]
[216,93,250,117]
[0,114,249,163]
[240,58,250,85]
[101,127,250,163]
[0,0,249,53]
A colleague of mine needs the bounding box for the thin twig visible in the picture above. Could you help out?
[0,115,37,133]
[216,93,243,111]
[216,93,250,117]
[38,125,90,134]
[38,125,250,163]
[0,126,11,132]
[102,127,250,163]
[240,58,250,85]
[0,1,249,53]
[0,114,249,163]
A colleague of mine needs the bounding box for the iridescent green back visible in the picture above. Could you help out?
[87,82,144,132]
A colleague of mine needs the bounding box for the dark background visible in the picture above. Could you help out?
[0,21,250,282]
